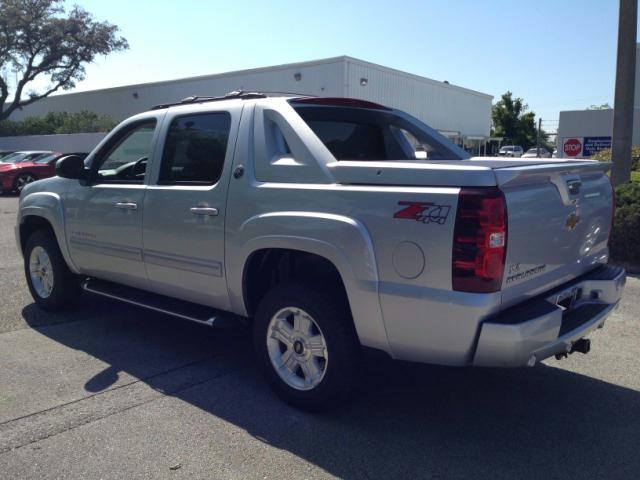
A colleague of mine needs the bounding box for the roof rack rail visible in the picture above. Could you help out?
[151,90,267,110]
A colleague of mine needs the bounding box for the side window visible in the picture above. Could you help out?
[95,121,156,183]
[159,112,231,185]
[390,126,446,160]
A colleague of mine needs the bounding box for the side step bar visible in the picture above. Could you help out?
[82,278,244,328]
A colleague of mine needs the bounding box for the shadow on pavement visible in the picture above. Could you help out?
[22,295,640,479]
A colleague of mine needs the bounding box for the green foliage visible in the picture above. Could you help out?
[587,103,612,110]
[610,182,640,265]
[0,0,128,121]
[491,91,545,150]
[0,111,116,136]
[591,146,640,171]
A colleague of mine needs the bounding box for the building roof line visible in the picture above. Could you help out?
[36,55,492,101]
[341,56,493,100]
[29,56,350,100]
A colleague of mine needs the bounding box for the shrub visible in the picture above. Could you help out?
[591,146,640,171]
[610,182,640,265]
[0,111,116,136]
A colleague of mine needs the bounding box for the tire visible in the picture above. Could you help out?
[14,173,36,193]
[24,229,81,311]
[253,282,360,411]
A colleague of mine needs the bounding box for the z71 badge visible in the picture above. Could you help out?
[394,201,451,225]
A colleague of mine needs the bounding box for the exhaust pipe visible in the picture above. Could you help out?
[555,338,591,360]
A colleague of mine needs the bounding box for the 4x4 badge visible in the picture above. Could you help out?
[394,201,451,225]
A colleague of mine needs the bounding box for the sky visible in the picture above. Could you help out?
[18,1,640,131]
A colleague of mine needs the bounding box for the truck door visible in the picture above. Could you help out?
[65,117,161,289]
[141,103,243,310]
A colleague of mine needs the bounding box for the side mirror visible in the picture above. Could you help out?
[56,155,87,180]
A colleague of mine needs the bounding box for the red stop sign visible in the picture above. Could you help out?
[564,138,582,157]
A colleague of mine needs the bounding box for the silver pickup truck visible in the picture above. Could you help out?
[16,92,626,410]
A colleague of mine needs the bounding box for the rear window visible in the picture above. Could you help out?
[291,103,463,161]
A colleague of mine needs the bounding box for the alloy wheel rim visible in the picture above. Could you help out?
[16,175,35,192]
[266,307,328,391]
[29,246,54,298]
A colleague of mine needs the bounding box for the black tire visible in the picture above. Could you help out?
[253,282,360,411]
[13,173,37,194]
[24,229,81,311]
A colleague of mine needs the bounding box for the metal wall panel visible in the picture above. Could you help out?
[8,60,345,122]
[344,59,492,137]
[6,57,492,139]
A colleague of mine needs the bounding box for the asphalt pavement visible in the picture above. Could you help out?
[0,194,639,479]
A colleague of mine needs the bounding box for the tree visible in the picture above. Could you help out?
[587,103,612,110]
[0,0,128,122]
[491,91,540,150]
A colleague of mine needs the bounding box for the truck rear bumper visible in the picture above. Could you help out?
[472,264,626,367]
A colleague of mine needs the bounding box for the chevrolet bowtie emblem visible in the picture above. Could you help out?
[565,212,580,231]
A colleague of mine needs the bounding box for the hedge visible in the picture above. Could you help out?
[591,146,640,171]
[0,111,116,136]
[610,182,640,266]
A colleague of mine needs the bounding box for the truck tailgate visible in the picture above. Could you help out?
[495,160,613,307]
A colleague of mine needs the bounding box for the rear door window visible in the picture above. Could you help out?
[158,113,231,185]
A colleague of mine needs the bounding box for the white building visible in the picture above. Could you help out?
[6,56,493,153]
[556,44,640,158]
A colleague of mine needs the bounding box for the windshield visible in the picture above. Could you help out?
[290,103,468,161]
[34,153,59,164]
[1,152,50,163]
[500,147,514,152]
[0,152,27,163]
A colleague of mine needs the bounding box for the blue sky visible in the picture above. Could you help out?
[56,0,637,130]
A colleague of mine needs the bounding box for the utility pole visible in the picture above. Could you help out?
[611,0,637,186]
[537,118,542,157]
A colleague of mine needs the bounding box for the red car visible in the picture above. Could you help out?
[0,151,87,194]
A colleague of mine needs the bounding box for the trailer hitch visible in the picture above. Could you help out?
[555,338,591,360]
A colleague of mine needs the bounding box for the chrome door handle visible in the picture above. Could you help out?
[115,202,138,210]
[190,207,219,216]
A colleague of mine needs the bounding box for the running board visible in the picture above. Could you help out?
[82,278,244,328]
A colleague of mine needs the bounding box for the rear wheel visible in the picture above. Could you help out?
[254,282,360,410]
[14,174,36,193]
[24,230,80,311]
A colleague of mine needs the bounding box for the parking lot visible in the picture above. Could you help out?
[0,194,639,479]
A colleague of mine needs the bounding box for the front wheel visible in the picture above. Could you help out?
[24,230,80,311]
[253,283,360,410]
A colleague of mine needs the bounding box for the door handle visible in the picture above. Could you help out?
[190,207,219,216]
[115,202,138,210]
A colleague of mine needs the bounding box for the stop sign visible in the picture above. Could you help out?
[564,138,582,157]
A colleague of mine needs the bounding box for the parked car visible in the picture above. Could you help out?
[552,148,559,158]
[0,152,87,194]
[0,150,16,160]
[497,145,524,157]
[522,147,551,158]
[15,92,625,410]
[0,150,53,164]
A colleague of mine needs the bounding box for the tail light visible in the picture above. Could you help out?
[452,188,507,293]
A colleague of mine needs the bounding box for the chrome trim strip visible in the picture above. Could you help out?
[70,237,142,262]
[143,249,223,277]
